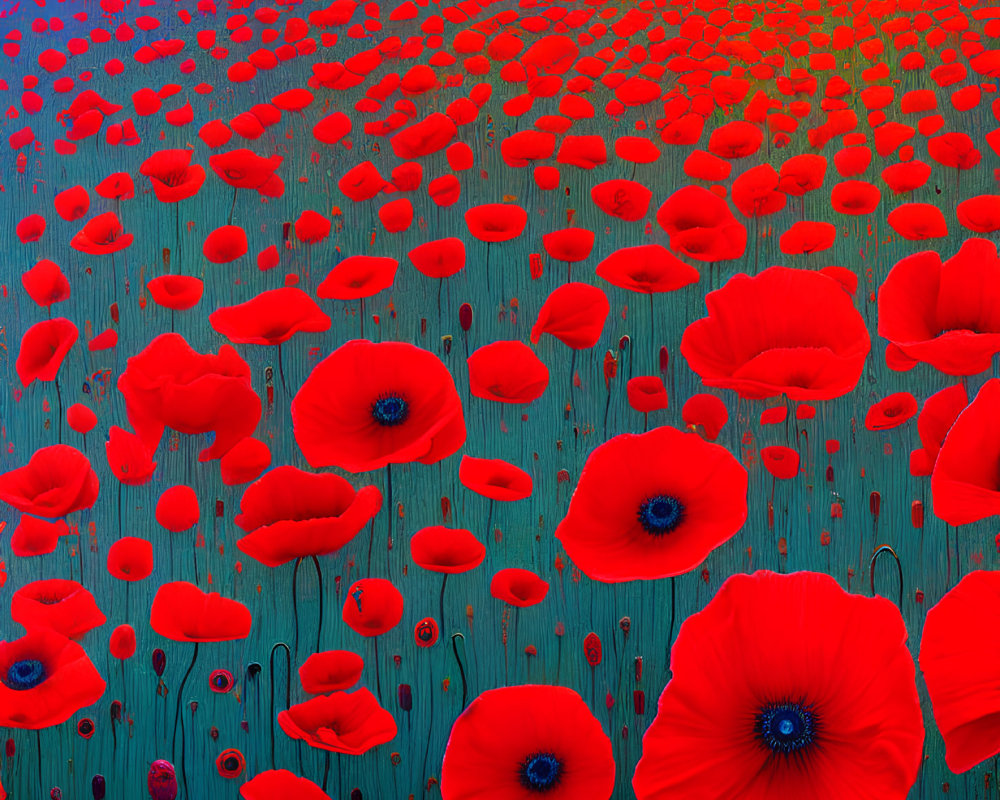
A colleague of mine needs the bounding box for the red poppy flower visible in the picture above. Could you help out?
[489,568,549,607]
[208,148,283,194]
[655,186,747,263]
[391,112,456,159]
[830,180,881,215]
[681,394,728,441]
[94,172,134,201]
[105,426,157,486]
[928,132,981,170]
[298,650,364,694]
[117,333,261,462]
[920,571,1000,773]
[459,455,533,502]
[203,225,248,264]
[220,437,271,486]
[542,227,595,264]
[865,392,918,431]
[407,238,466,279]
[292,339,465,473]
[342,578,404,637]
[66,404,97,436]
[501,130,556,168]
[21,259,70,308]
[410,525,486,573]
[70,212,133,255]
[731,165,787,218]
[147,275,204,311]
[209,288,331,346]
[313,111,352,146]
[150,582,252,642]
[464,203,528,243]
[339,161,388,203]
[590,179,653,222]
[316,256,399,300]
[910,384,967,476]
[596,244,700,294]
[11,516,71,557]
[11,579,106,640]
[778,221,836,255]
[881,160,931,194]
[16,214,45,244]
[0,445,99,518]
[760,446,800,480]
[681,267,870,400]
[234,466,382,567]
[708,120,763,159]
[633,571,922,799]
[887,203,949,240]
[16,318,78,387]
[616,136,661,164]
[106,537,154,581]
[0,627,106,729]
[109,624,136,660]
[467,341,549,404]
[627,376,669,413]
[530,283,608,349]
[878,239,1000,376]
[441,685,615,799]
[139,149,206,203]
[278,688,397,754]
[240,770,331,800]
[155,485,199,532]
[295,210,331,244]
[957,195,1000,233]
[53,185,90,222]
[555,425,747,582]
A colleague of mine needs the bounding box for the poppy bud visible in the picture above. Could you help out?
[78,718,95,739]
[51,791,61,800]
[92,775,106,800]
[5,738,14,758]
[619,616,631,636]
[152,648,166,677]
[147,759,177,800]
[584,632,602,666]
[110,701,122,722]
[605,692,614,710]
[459,302,472,331]
[633,690,645,714]
[634,656,642,682]
[398,684,413,712]
[351,790,363,800]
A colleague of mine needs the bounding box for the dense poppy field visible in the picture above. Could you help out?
[4,0,1000,796]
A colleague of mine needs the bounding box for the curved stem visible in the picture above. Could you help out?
[311,555,324,653]
[292,557,303,658]
[172,641,199,799]
[269,642,291,769]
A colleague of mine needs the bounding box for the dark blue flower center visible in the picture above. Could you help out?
[5,659,46,690]
[519,752,562,792]
[371,393,409,426]
[756,702,816,754]
[637,495,684,535]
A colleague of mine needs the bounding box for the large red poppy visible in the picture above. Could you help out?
[590,178,652,222]
[410,526,486,573]
[298,650,364,694]
[139,149,206,202]
[11,579,106,640]
[633,571,923,799]
[21,259,70,308]
[887,203,949,240]
[681,267,870,400]
[277,688,397,754]
[0,627,106,729]
[655,186,747,262]
[459,455,533,502]
[150,582,252,642]
[441,684,615,799]
[203,225,248,264]
[920,571,1000,773]
[241,769,331,800]
[0,445,99,518]
[731,164,787,218]
[467,341,549,404]
[541,227,595,264]
[146,275,204,311]
[316,256,399,300]
[555,425,747,582]
[957,195,1000,233]
[596,244,699,294]
[70,212,132,255]
[117,333,261,462]
[208,148,283,194]
[407,238,466,279]
[777,154,827,195]
[105,426,158,486]
[209,288,331,346]
[878,238,1000,375]
[106,537,154,581]
[930,379,1000,525]
[627,376,669,414]
[342,578,404,637]
[529,283,608,349]
[15,318,78,387]
[155,485,199,532]
[292,339,465,473]
[489,568,549,607]
[464,203,528,243]
[234,466,382,567]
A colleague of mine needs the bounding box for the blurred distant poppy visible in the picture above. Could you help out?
[627,376,669,413]
[490,568,549,607]
[656,186,747,262]
[410,525,486,573]
[408,238,466,279]
[878,239,1000,375]
[105,426,157,486]
[241,770,331,800]
[596,244,699,294]
[16,318,78,387]
[21,260,70,308]
[464,203,528,243]
[278,688,397,754]
[298,650,364,694]
[139,149,206,203]
[106,537,154,582]
[150,582,252,642]
[70,212,132,255]
[887,203,949,240]
[147,275,204,311]
[292,339,465,472]
[590,179,652,222]
[467,340,549,404]
[235,466,382,567]
[0,445,99,518]
[210,288,331,346]
[316,256,399,300]
[530,283,609,349]
[682,267,870,400]
[11,579,106,640]
[459,455,533,502]
[342,578,404,637]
